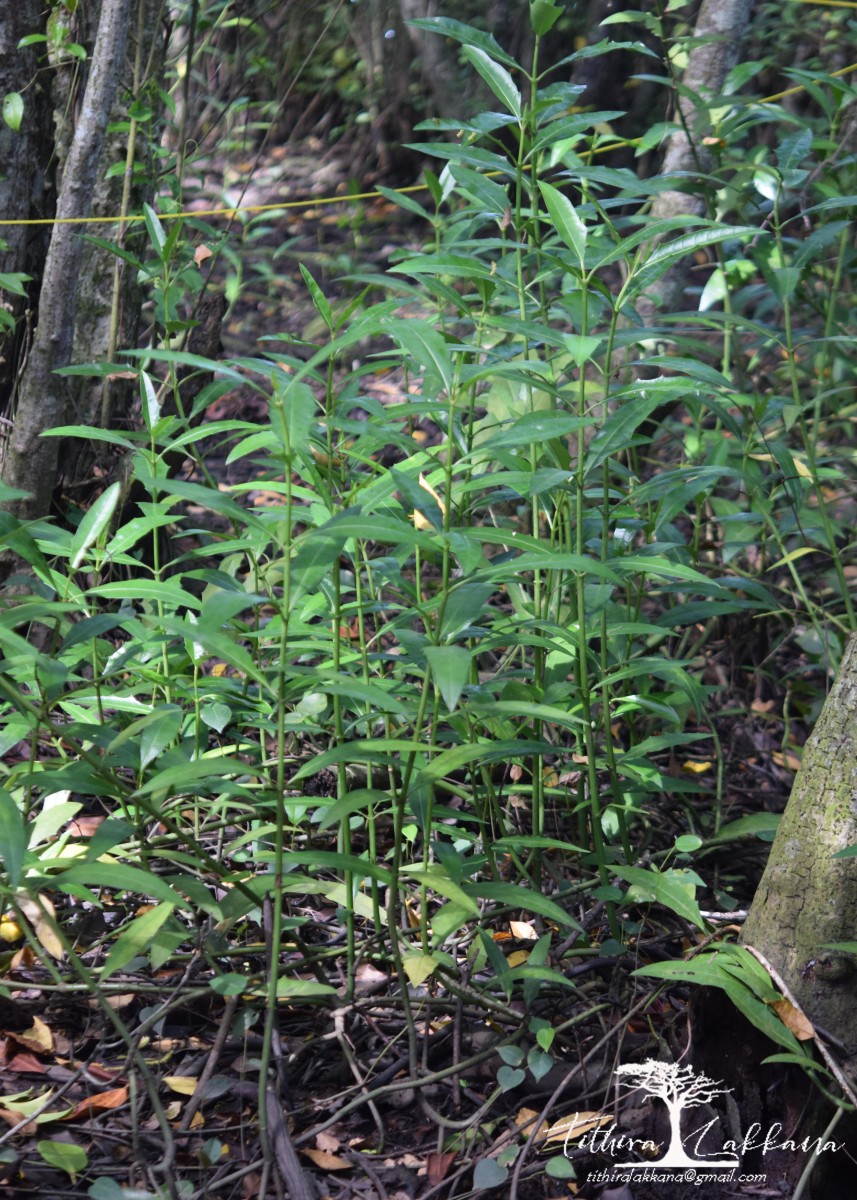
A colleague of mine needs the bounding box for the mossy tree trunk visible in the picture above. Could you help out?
[741,633,857,1071]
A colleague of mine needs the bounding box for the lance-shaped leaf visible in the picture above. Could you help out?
[539,181,587,269]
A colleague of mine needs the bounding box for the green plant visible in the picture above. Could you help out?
[2,2,857,1189]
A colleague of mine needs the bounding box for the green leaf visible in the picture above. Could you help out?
[86,1178,127,1199]
[463,881,579,929]
[709,813,780,843]
[70,482,121,569]
[210,973,247,996]
[528,1047,553,1081]
[406,865,480,914]
[99,902,175,983]
[447,164,509,216]
[408,17,518,68]
[473,1157,509,1189]
[0,271,30,298]
[0,789,26,889]
[143,202,166,254]
[612,865,707,930]
[0,512,50,572]
[84,819,134,862]
[642,226,760,273]
[140,370,160,429]
[274,977,337,999]
[490,835,587,854]
[299,265,333,330]
[376,185,431,220]
[539,181,587,269]
[675,834,702,853]
[38,1140,88,1181]
[89,580,202,609]
[2,93,24,133]
[402,953,438,987]
[546,1155,577,1179]
[584,394,669,475]
[530,0,563,36]
[497,1066,526,1092]
[487,410,590,450]
[28,800,81,850]
[269,380,316,459]
[139,707,183,771]
[58,863,188,907]
[634,956,737,989]
[390,253,497,280]
[777,126,812,172]
[635,956,801,1053]
[384,318,453,394]
[267,851,392,884]
[200,703,232,734]
[462,47,521,119]
[424,645,471,712]
[104,513,175,559]
[563,334,602,367]
[40,424,138,449]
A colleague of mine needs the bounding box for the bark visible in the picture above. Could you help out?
[0,0,54,415]
[398,0,474,121]
[638,0,754,321]
[741,633,857,1072]
[347,0,418,171]
[70,0,165,452]
[0,0,134,526]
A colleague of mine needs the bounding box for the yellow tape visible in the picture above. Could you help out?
[759,61,857,103]
[0,182,433,226]
[1,60,856,229]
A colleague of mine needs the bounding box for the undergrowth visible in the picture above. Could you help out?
[0,6,856,1195]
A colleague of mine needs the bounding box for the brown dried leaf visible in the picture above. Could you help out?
[4,1051,47,1074]
[11,1017,53,1055]
[427,1150,457,1185]
[0,1110,35,1133]
[68,816,106,837]
[65,1086,129,1120]
[301,1148,351,1171]
[772,999,815,1041]
[34,920,64,961]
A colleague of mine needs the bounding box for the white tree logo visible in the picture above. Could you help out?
[614,1059,740,1170]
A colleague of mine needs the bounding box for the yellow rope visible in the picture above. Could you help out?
[0,58,855,229]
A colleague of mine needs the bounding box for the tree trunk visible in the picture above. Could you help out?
[399,0,475,121]
[0,0,133,529]
[66,0,164,488]
[741,633,857,1072]
[0,0,54,417]
[638,0,754,320]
